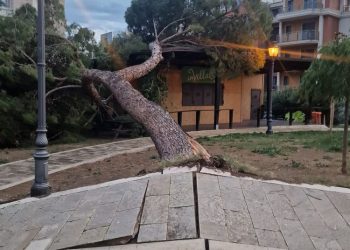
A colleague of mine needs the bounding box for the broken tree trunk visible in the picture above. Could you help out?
[83,41,210,162]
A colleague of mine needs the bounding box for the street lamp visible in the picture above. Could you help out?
[266,45,279,135]
[31,0,51,197]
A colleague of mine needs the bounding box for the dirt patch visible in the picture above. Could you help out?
[0,148,162,204]
[204,144,350,188]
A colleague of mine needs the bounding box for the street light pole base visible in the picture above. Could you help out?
[266,130,274,135]
[31,183,51,197]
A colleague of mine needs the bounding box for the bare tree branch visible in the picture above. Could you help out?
[160,27,191,44]
[46,85,82,98]
[153,19,158,40]
[158,17,186,38]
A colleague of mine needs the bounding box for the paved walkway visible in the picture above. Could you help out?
[0,171,349,250]
[0,125,329,190]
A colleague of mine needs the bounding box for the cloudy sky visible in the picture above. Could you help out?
[65,0,132,41]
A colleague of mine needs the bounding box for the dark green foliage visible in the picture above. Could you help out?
[272,88,303,118]
[0,3,96,148]
[125,0,272,76]
[301,36,350,102]
[138,68,168,104]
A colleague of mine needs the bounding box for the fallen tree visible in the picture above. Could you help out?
[77,0,272,162]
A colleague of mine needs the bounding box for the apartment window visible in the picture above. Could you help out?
[285,25,291,33]
[2,0,10,7]
[182,84,223,106]
[302,22,316,40]
[271,26,279,42]
[287,0,293,12]
[271,7,281,17]
[283,76,289,86]
[304,0,317,9]
[273,75,278,90]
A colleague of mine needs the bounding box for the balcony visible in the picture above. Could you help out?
[275,1,341,21]
[278,30,319,45]
[283,1,323,13]
[0,7,13,17]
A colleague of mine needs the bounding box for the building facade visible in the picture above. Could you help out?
[269,0,350,90]
[101,32,113,47]
[0,0,64,16]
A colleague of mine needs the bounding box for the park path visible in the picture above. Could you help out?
[0,171,349,249]
[0,125,329,190]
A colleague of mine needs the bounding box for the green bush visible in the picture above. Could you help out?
[285,111,305,123]
[272,88,302,119]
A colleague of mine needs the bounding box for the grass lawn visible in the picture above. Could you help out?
[198,131,350,188]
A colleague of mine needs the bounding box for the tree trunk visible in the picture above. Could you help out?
[83,41,210,162]
[341,97,349,174]
[329,97,335,132]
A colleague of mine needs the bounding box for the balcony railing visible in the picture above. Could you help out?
[283,0,323,13]
[281,30,319,43]
[344,5,350,12]
[0,7,13,16]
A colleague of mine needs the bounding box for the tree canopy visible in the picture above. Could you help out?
[301,35,350,174]
[125,0,272,76]
[301,36,350,102]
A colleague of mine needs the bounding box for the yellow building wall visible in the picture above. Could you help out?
[280,72,302,90]
[163,68,264,126]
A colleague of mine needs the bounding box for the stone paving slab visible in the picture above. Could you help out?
[0,179,148,250]
[197,173,350,250]
[137,173,197,243]
[209,240,286,250]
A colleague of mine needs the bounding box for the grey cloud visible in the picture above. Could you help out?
[65,0,132,40]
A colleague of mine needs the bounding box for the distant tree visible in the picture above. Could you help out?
[301,35,350,174]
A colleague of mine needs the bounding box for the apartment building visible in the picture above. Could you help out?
[269,0,350,90]
[0,0,64,16]
[0,0,37,16]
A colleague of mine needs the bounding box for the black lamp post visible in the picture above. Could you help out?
[31,0,51,197]
[266,45,279,135]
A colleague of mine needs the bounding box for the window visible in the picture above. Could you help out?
[302,22,316,40]
[271,7,281,17]
[182,83,223,106]
[304,0,317,9]
[283,76,289,86]
[287,0,293,12]
[273,75,278,90]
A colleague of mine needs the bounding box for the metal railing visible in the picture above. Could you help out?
[281,30,319,43]
[170,109,234,131]
[0,7,13,16]
[283,0,323,13]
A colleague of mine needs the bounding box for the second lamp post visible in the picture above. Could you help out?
[266,45,279,135]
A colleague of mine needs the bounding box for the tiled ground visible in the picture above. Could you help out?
[197,173,350,250]
[0,172,350,249]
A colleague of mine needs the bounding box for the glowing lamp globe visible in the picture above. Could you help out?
[268,46,279,58]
